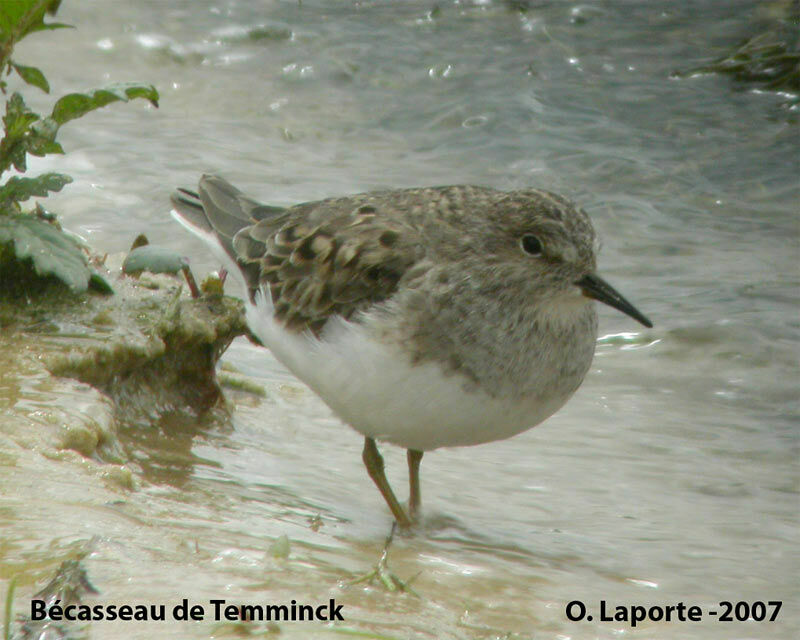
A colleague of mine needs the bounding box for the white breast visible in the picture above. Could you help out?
[246,290,574,451]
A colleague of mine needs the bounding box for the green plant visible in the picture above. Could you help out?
[0,0,159,295]
[3,575,16,640]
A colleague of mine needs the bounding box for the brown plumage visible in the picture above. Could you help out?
[171,176,520,337]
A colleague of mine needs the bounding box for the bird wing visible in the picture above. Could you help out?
[172,175,422,335]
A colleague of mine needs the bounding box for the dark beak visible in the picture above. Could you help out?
[576,273,653,328]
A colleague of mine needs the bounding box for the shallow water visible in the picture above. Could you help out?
[3,1,798,638]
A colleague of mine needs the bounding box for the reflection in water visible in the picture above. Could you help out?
[120,411,229,489]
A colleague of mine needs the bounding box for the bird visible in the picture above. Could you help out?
[170,175,652,528]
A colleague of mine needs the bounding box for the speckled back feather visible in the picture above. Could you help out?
[170,176,597,341]
[236,198,420,334]
[172,175,431,335]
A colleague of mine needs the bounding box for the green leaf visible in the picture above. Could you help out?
[7,146,27,172]
[51,82,160,126]
[0,214,95,293]
[89,271,113,294]
[0,0,65,43]
[0,172,72,206]
[3,575,17,640]
[3,92,39,137]
[26,116,62,157]
[10,61,50,93]
[28,140,64,157]
[0,93,45,173]
[26,20,72,35]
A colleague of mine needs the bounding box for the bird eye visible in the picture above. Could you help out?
[520,234,543,256]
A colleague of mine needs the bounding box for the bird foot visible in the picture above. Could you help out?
[346,523,420,596]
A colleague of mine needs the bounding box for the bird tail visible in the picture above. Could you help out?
[170,174,287,277]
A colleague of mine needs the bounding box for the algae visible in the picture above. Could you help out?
[45,280,248,423]
[1,264,247,464]
[672,2,800,112]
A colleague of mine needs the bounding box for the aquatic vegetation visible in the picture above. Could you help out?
[673,4,799,112]
[3,575,15,640]
[679,32,799,102]
[0,0,158,296]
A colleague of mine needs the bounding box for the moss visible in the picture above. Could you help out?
[46,290,248,420]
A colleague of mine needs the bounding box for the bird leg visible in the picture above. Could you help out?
[362,437,412,528]
[346,522,420,595]
[407,449,423,522]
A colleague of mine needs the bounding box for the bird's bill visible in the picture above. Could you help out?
[576,273,653,328]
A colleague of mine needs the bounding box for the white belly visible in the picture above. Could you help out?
[246,292,572,451]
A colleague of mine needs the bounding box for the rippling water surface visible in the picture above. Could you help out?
[3,1,798,638]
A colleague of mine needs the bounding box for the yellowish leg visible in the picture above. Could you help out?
[347,522,420,595]
[362,437,412,528]
[407,449,423,522]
